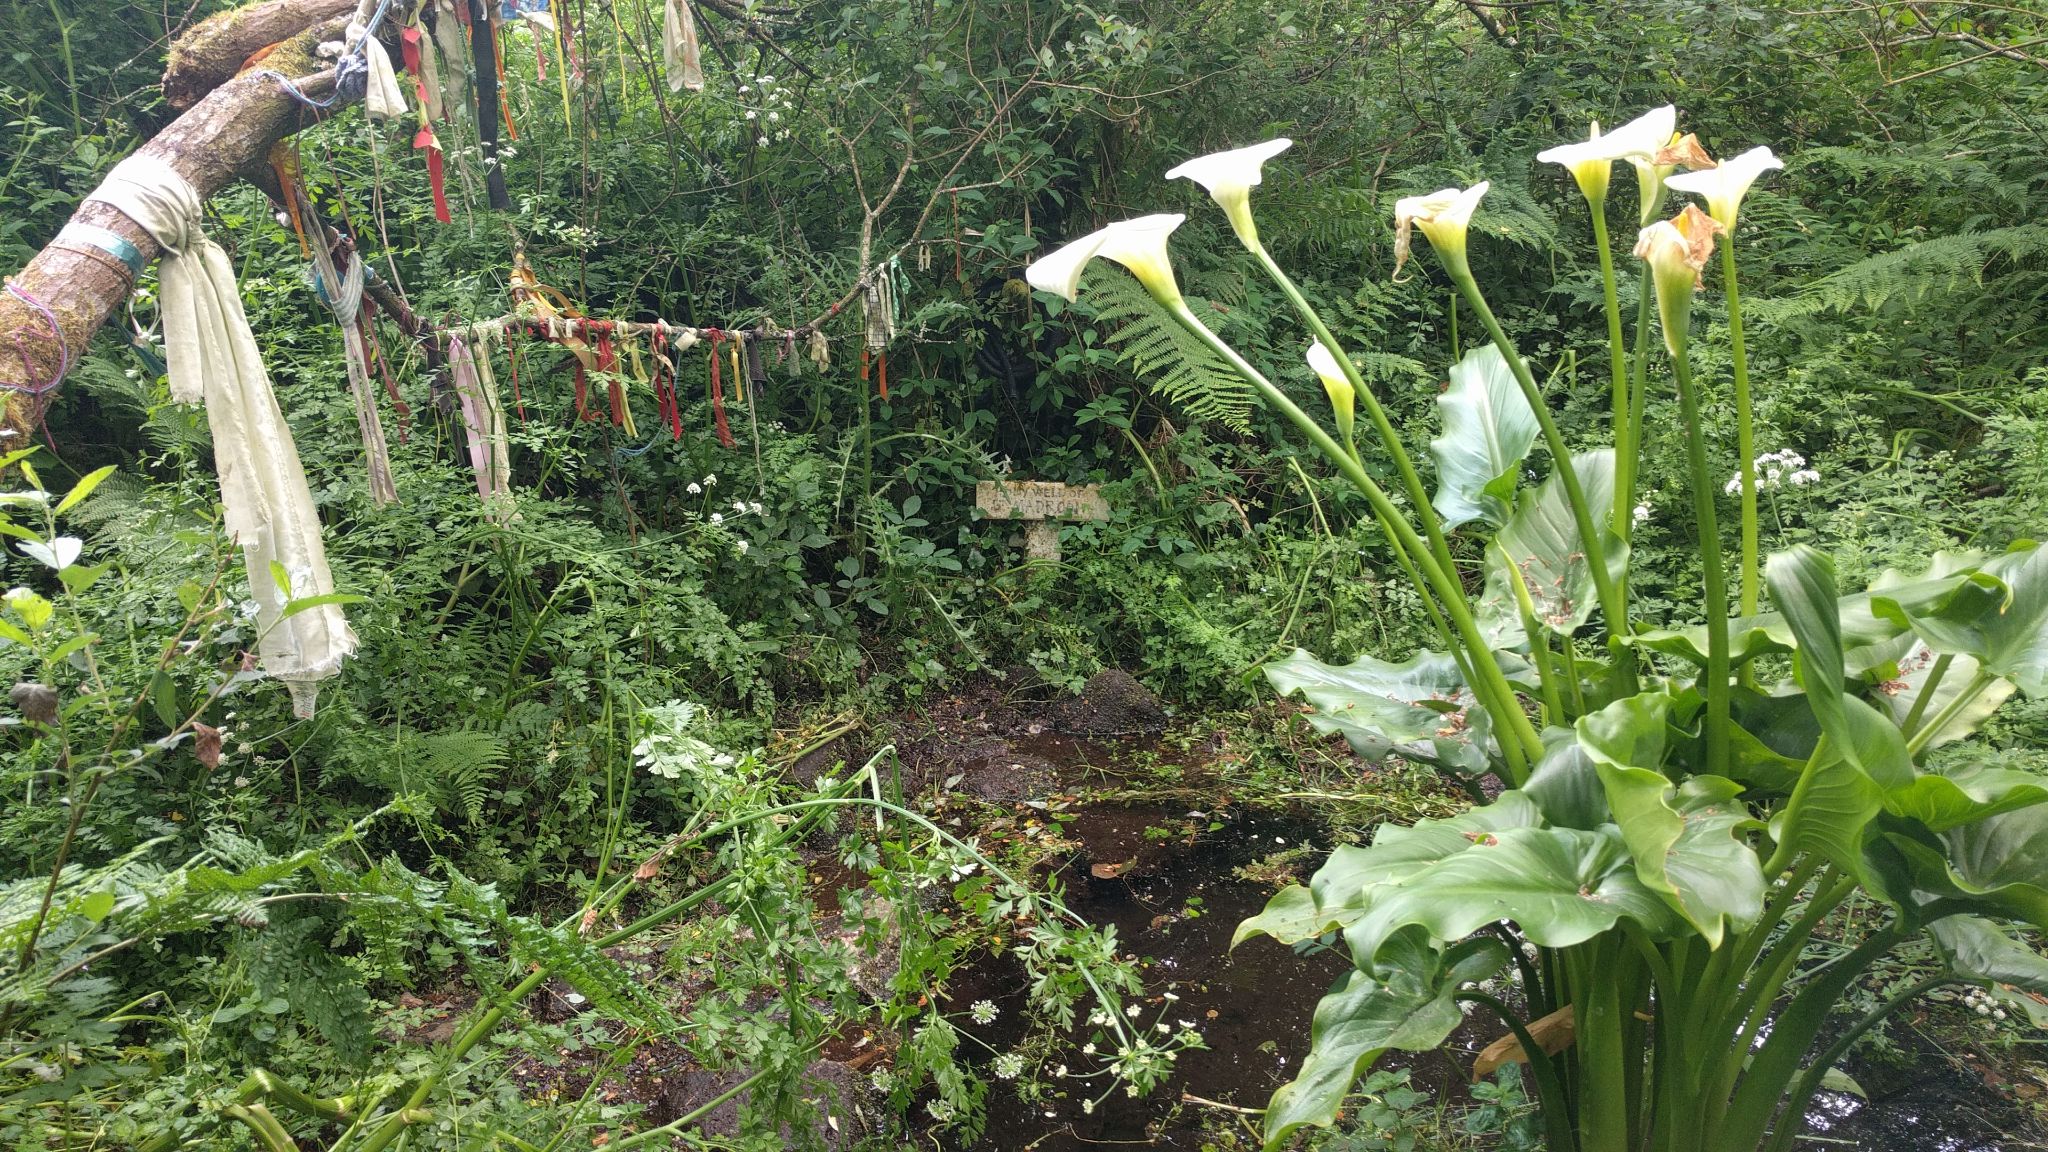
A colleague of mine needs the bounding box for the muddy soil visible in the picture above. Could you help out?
[923,722,2046,1152]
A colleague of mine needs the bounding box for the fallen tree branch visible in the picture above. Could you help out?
[0,3,356,437]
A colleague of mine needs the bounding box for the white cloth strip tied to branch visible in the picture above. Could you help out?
[665,0,705,92]
[303,208,400,507]
[349,14,407,120]
[448,328,515,520]
[88,155,358,717]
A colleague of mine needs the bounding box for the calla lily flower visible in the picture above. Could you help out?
[1305,342,1357,444]
[1634,204,1724,354]
[1165,138,1293,250]
[1536,105,1676,203]
[1666,146,1783,230]
[1629,132,1716,225]
[1393,182,1489,279]
[1025,214,1188,307]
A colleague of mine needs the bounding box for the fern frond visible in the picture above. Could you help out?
[1086,269,1256,432]
[401,728,509,825]
[1751,224,2048,321]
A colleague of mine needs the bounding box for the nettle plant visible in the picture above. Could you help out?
[1028,110,2048,1152]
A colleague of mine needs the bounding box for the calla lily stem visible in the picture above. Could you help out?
[1250,244,1465,594]
[1445,260,1637,694]
[1589,201,1632,540]
[1670,341,1732,776]
[1721,241,1761,618]
[1165,299,1545,775]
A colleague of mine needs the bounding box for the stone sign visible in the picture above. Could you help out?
[976,480,1109,563]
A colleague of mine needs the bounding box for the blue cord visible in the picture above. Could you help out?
[255,0,395,111]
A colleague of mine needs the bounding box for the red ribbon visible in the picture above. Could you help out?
[707,330,734,449]
[414,127,452,223]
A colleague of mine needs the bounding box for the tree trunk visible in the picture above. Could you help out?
[0,0,365,437]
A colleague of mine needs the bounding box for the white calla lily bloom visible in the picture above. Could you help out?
[1305,342,1357,443]
[1535,105,1676,203]
[1666,146,1783,229]
[1025,214,1188,307]
[1165,138,1293,249]
[1634,204,1725,354]
[1393,182,1489,279]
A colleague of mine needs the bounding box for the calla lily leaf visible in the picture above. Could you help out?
[1293,792,1546,931]
[1342,825,1685,967]
[1523,727,1610,830]
[1929,915,2048,1025]
[1430,345,1538,530]
[1263,647,1492,773]
[1578,694,1764,946]
[1480,450,1627,639]
[1972,542,2048,698]
[1877,646,2015,750]
[1885,763,2048,834]
[1259,931,1508,1149]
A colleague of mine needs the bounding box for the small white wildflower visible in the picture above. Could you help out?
[768,110,780,122]
[1081,1100,1095,1115]
[1081,1042,1097,1055]
[1178,1020,1196,1029]
[1790,469,1820,486]
[705,474,718,486]
[1125,1004,1142,1018]
[1162,991,1179,1002]
[926,1099,956,1122]
[1089,1009,1110,1026]
[736,540,749,555]
[750,501,765,514]
[1155,1023,1169,1034]
[1632,502,1651,526]
[1054,1064,1068,1077]
[710,512,723,524]
[1994,1009,2007,1020]
[1126,1083,1141,1097]
[758,136,770,146]
[744,109,757,120]
[687,482,701,494]
[992,1053,1025,1080]
[237,742,254,755]
[970,999,998,1025]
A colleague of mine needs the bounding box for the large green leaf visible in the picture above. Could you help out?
[1523,727,1609,830]
[1262,933,1508,1147]
[1232,883,1326,948]
[1928,915,2048,1025]
[1974,543,2048,698]
[1577,694,1764,946]
[1767,546,1847,731]
[1767,750,1884,880]
[1239,794,1546,945]
[1430,345,1538,530]
[1885,762,2048,833]
[1634,551,2000,676]
[1344,824,1683,964]
[1939,804,2048,928]
[1480,449,1627,639]
[1766,548,1913,788]
[1263,647,1487,772]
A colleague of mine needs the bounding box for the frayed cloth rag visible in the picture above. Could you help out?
[88,154,358,716]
